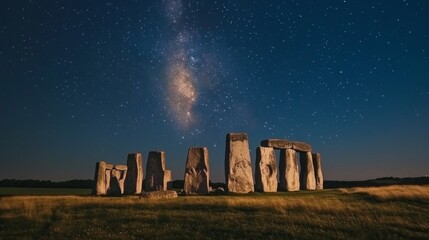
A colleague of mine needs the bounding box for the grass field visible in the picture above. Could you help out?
[0,185,428,239]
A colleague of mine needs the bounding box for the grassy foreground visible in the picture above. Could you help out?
[0,185,428,239]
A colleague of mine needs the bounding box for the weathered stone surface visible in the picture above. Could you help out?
[255,147,278,192]
[107,165,127,195]
[93,161,107,195]
[261,139,293,149]
[183,147,210,194]
[145,151,166,191]
[125,153,144,194]
[312,153,324,190]
[214,187,225,194]
[279,149,300,191]
[93,161,115,195]
[261,139,312,152]
[163,170,172,190]
[225,133,254,193]
[300,152,316,190]
[293,142,312,152]
[141,190,178,199]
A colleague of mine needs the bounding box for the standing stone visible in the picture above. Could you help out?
[145,151,166,191]
[93,161,107,195]
[113,165,128,194]
[312,153,324,190]
[125,153,144,194]
[163,170,172,190]
[279,149,300,191]
[225,133,254,193]
[299,152,316,190]
[93,161,114,195]
[255,147,278,192]
[183,147,210,194]
[107,169,122,196]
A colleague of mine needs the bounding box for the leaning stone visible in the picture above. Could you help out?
[255,147,278,192]
[293,142,312,152]
[163,170,172,190]
[184,147,210,194]
[145,151,166,191]
[260,139,293,149]
[225,133,254,193]
[125,153,144,194]
[312,153,324,190]
[279,149,300,191]
[300,152,316,190]
[141,190,178,199]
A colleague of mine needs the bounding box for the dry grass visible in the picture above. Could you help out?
[1,186,428,239]
[341,185,429,201]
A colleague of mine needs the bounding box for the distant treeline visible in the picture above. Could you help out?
[0,179,93,189]
[1,177,428,189]
[324,177,429,189]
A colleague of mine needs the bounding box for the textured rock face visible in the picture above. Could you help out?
[107,165,128,195]
[93,161,115,195]
[184,147,210,194]
[312,153,324,190]
[299,152,316,190]
[125,153,144,194]
[279,149,300,191]
[261,139,312,152]
[141,190,178,199]
[145,151,166,191]
[225,133,254,193]
[255,147,278,192]
[163,170,172,190]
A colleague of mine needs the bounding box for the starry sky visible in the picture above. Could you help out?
[1,0,428,182]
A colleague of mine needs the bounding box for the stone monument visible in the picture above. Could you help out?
[299,152,316,190]
[125,153,144,194]
[278,149,300,191]
[183,147,210,194]
[145,151,172,191]
[225,133,254,193]
[255,146,278,192]
[312,153,324,190]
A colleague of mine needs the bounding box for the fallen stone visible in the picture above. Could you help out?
[255,147,278,192]
[184,147,210,194]
[300,152,316,190]
[279,149,300,191]
[312,153,324,190]
[145,151,166,191]
[225,133,254,193]
[125,153,144,194]
[141,190,178,199]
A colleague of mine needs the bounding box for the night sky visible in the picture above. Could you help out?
[1,1,428,182]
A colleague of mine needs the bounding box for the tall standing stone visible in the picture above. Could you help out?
[183,147,210,194]
[312,153,324,190]
[225,133,254,193]
[93,161,114,195]
[163,170,172,190]
[279,149,300,191]
[125,153,144,194]
[145,151,166,191]
[299,152,316,190]
[107,165,127,195]
[255,147,278,192]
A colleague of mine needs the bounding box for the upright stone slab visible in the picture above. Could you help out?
[183,147,210,194]
[112,165,128,194]
[163,170,172,190]
[93,161,107,195]
[312,153,324,190]
[145,151,166,191]
[279,149,300,191]
[93,161,114,195]
[255,147,278,192]
[225,133,254,193]
[125,153,144,194]
[299,152,316,190]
